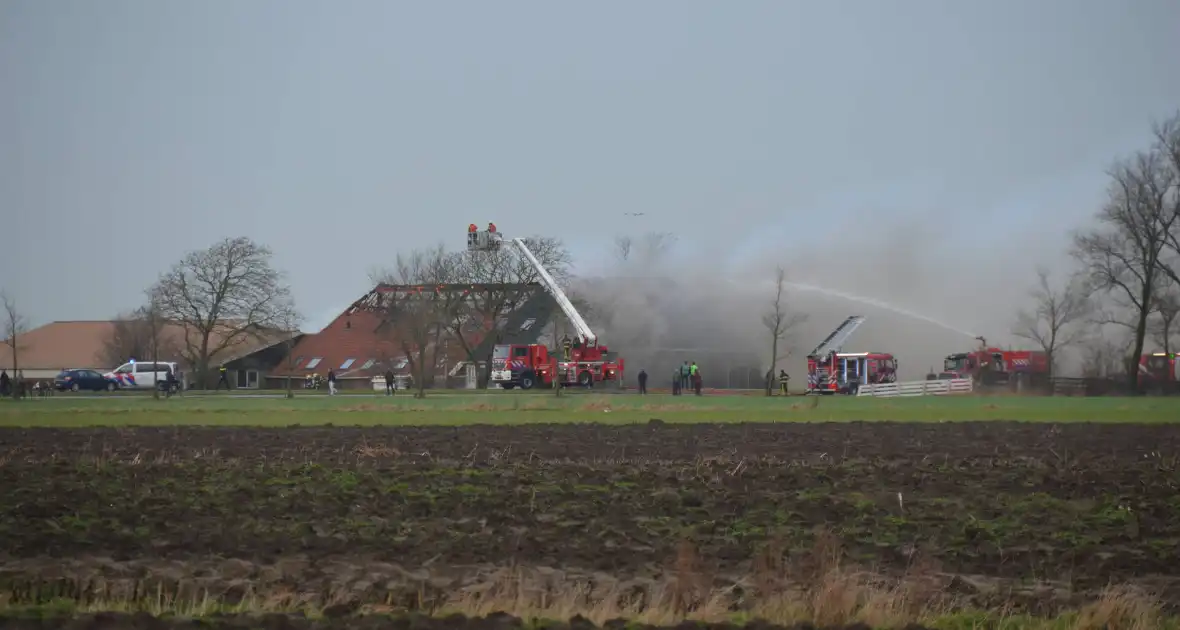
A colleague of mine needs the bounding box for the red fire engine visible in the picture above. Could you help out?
[1139,352,1178,385]
[806,316,898,394]
[939,337,1048,383]
[467,224,625,390]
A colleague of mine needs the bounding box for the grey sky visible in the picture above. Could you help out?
[4,0,1179,334]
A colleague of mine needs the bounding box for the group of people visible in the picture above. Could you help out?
[632,361,704,395]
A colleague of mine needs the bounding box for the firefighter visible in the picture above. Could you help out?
[468,223,477,232]
[637,369,648,395]
[779,370,790,395]
[488,222,497,232]
[561,334,572,360]
[680,362,691,392]
[216,365,230,391]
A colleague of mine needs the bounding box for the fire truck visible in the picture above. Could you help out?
[467,224,625,390]
[938,337,1048,384]
[805,316,898,394]
[1139,352,1179,390]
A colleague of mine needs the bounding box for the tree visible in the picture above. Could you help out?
[1011,268,1091,378]
[101,310,177,368]
[1079,334,1129,380]
[277,309,304,399]
[150,237,296,388]
[1152,111,1180,287]
[373,245,458,398]
[1073,147,1179,388]
[2,290,27,400]
[1149,286,1179,355]
[761,267,807,396]
[449,235,573,388]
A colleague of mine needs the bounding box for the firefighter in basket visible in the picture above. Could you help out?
[561,334,572,360]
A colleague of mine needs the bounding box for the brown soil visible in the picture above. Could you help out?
[1,423,1178,618]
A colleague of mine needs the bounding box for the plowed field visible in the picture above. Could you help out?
[1,422,1179,625]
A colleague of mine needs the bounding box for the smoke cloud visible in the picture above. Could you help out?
[570,217,1074,385]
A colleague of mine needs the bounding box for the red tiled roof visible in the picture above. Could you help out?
[0,320,293,372]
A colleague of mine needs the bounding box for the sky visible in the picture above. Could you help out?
[3,0,1180,344]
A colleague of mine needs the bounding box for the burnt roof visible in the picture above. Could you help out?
[272,283,558,379]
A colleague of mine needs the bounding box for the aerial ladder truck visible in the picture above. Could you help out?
[467,224,625,390]
[804,316,898,394]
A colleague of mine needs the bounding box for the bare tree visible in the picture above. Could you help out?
[277,309,305,399]
[1073,147,1179,388]
[1012,268,1091,378]
[449,235,573,388]
[2,290,27,400]
[761,267,807,396]
[372,245,458,398]
[613,232,677,265]
[150,237,297,388]
[1079,333,1129,379]
[1149,286,1179,355]
[100,310,178,368]
[1152,111,1180,287]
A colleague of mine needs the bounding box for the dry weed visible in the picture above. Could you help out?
[1072,585,1162,630]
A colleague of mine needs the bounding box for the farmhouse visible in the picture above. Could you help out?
[0,320,300,388]
[270,283,559,390]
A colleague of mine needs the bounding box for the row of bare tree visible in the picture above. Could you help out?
[1008,111,1180,385]
[2,237,300,399]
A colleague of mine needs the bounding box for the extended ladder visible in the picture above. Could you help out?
[511,238,596,344]
[808,315,866,358]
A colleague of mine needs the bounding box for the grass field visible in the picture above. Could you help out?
[1,390,1179,425]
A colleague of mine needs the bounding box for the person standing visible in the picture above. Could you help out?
[672,368,681,395]
[693,367,703,396]
[779,370,790,396]
[637,369,648,395]
[216,365,230,391]
[327,368,337,396]
[384,368,396,396]
[680,361,690,392]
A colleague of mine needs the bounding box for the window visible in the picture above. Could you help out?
[305,357,322,369]
[236,369,260,389]
[513,347,529,358]
[519,318,536,331]
[340,358,355,370]
[493,346,510,359]
[135,363,157,374]
[360,359,376,370]
[115,363,133,374]
[394,359,409,369]
[293,356,304,366]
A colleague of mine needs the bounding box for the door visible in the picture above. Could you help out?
[465,364,477,389]
[134,362,158,389]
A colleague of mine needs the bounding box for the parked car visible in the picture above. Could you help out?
[54,369,111,392]
[103,361,178,391]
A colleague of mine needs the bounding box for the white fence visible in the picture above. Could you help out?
[856,378,974,398]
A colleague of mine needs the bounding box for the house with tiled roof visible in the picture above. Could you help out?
[271,282,559,389]
[0,320,301,388]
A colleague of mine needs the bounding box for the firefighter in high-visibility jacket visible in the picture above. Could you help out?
[561,335,572,360]
[778,370,790,395]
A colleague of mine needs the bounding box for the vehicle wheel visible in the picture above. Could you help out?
[520,373,536,390]
[502,384,515,390]
[578,371,593,388]
[107,382,117,392]
[71,383,80,392]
